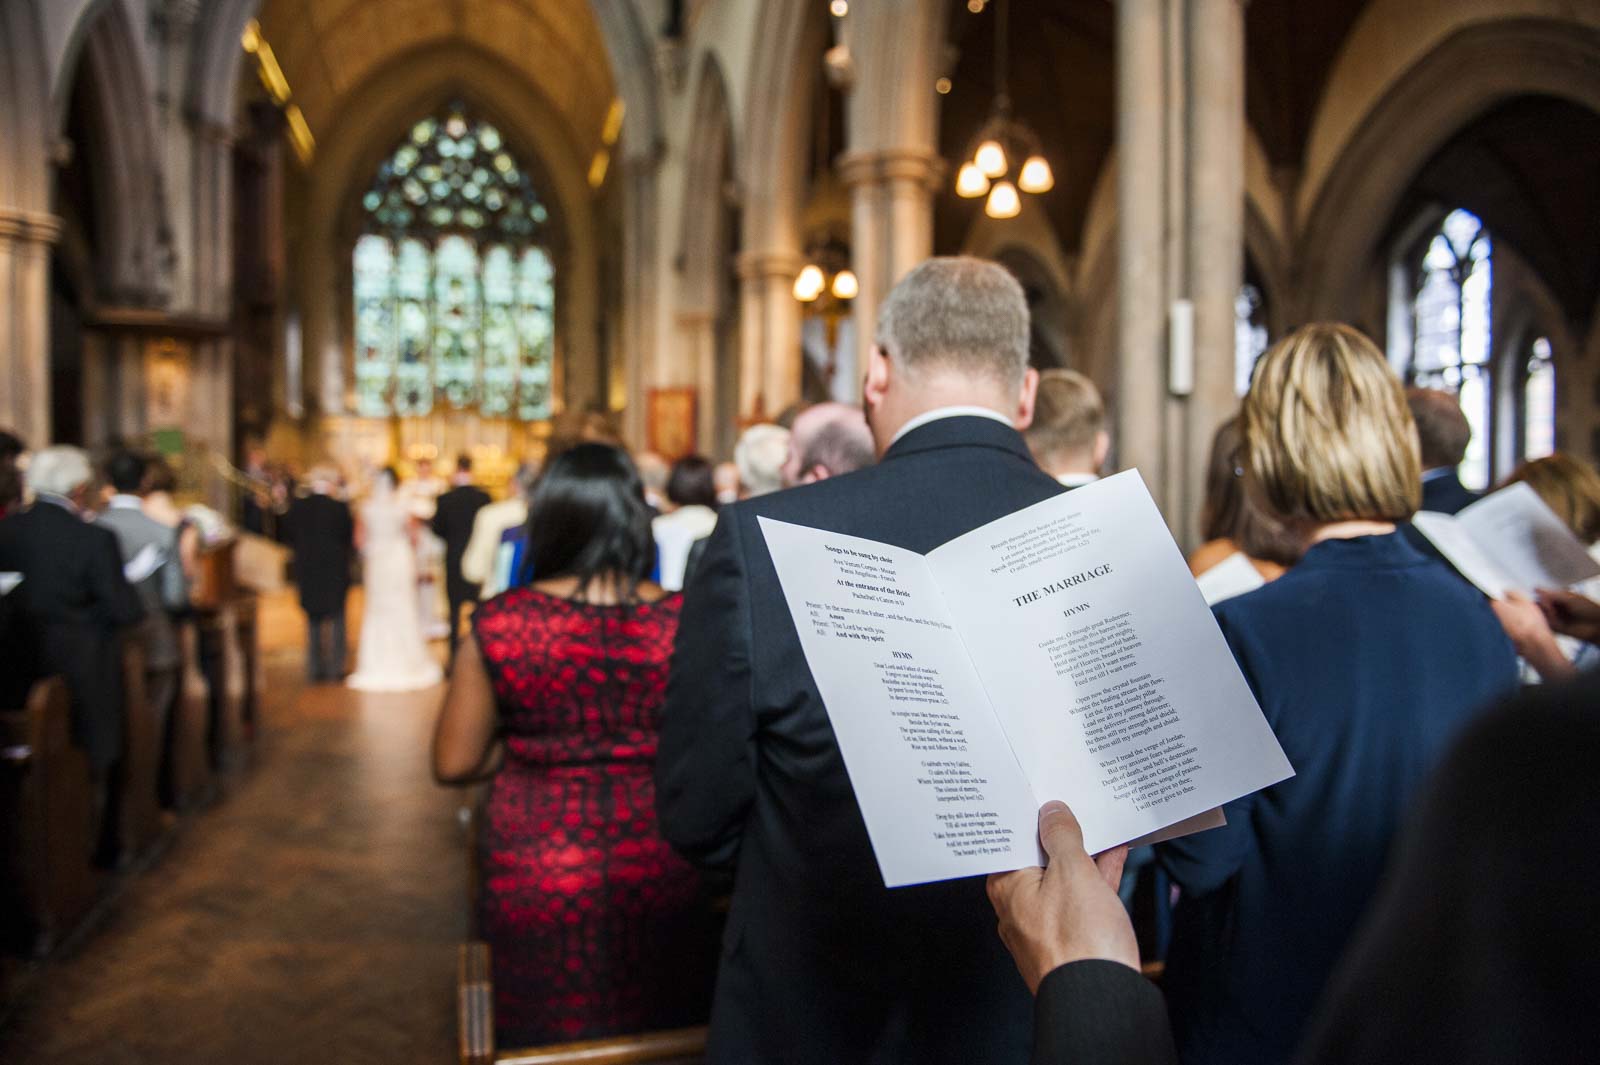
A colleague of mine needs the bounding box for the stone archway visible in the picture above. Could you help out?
[1300,18,1600,321]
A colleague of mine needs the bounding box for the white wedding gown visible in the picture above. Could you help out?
[347,487,443,692]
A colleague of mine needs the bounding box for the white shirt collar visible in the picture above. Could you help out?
[109,494,144,510]
[1420,467,1455,483]
[889,406,1014,447]
[1056,472,1099,488]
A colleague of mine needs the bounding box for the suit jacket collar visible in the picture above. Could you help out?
[881,413,1036,467]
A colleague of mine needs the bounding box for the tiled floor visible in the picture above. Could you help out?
[0,593,467,1064]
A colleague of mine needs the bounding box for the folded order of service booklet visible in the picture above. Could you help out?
[759,470,1294,888]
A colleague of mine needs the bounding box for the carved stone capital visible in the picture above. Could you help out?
[0,209,64,245]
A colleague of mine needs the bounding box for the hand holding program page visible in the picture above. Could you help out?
[759,470,1294,888]
[1412,481,1600,599]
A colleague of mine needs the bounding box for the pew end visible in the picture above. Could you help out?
[0,678,103,956]
[457,942,707,1065]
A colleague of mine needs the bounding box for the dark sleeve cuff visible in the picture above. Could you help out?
[1032,960,1178,1065]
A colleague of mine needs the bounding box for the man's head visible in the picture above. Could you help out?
[713,461,740,504]
[634,450,670,509]
[782,402,876,487]
[734,424,791,498]
[666,455,719,509]
[27,446,96,507]
[1406,388,1473,472]
[863,257,1038,454]
[1024,370,1109,479]
[454,454,474,481]
[0,430,25,466]
[307,465,340,494]
[105,449,150,496]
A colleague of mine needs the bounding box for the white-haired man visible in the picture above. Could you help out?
[0,445,144,865]
[659,257,1053,1064]
[733,423,790,498]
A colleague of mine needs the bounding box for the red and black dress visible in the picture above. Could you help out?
[473,588,714,1047]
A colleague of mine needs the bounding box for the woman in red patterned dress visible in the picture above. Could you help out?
[433,443,715,1047]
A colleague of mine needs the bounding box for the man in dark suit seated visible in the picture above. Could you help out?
[657,257,1057,1064]
[0,446,145,865]
[1407,387,1481,514]
[430,454,492,665]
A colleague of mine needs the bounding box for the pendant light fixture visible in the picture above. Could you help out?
[954,0,1055,217]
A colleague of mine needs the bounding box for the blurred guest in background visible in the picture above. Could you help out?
[431,454,492,665]
[1501,452,1600,552]
[284,466,355,684]
[733,423,790,499]
[140,456,202,585]
[463,463,536,597]
[712,460,741,505]
[635,450,670,512]
[433,443,713,1046]
[1157,325,1518,1065]
[652,455,718,592]
[1188,416,1303,583]
[1023,370,1109,488]
[0,429,25,519]
[781,402,876,487]
[0,446,144,865]
[1407,388,1480,514]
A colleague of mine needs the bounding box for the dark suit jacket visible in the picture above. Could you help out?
[1032,961,1177,1065]
[1420,469,1480,515]
[657,415,1061,1065]
[1157,533,1518,1065]
[0,500,144,768]
[284,493,354,617]
[431,484,491,600]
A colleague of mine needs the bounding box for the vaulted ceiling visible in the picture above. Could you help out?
[255,0,615,158]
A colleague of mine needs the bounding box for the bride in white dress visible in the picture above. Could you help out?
[347,469,443,692]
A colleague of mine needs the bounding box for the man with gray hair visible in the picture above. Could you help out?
[780,402,876,487]
[658,257,1056,1064]
[0,445,144,865]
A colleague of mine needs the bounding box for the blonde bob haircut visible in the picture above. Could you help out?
[1242,322,1421,525]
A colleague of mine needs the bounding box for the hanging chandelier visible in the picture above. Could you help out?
[953,0,1054,219]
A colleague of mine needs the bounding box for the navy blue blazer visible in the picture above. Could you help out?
[657,415,1061,1065]
[1158,533,1518,1065]
[1420,470,1480,515]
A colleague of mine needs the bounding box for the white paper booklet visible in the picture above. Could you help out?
[1412,481,1600,599]
[759,470,1294,888]
[1194,552,1266,606]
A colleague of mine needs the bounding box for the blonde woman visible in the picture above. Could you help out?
[1157,324,1519,1065]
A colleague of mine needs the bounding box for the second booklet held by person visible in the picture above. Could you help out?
[759,470,1293,888]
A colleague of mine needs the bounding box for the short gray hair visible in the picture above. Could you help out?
[875,257,1029,389]
[734,423,790,497]
[27,446,94,497]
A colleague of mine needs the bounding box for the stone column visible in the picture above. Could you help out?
[1115,0,1169,504]
[840,150,885,397]
[0,209,61,444]
[736,249,805,423]
[1182,0,1246,541]
[1114,0,1244,547]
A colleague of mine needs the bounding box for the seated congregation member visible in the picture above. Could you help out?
[651,455,719,592]
[658,257,1056,1065]
[433,443,714,1047]
[0,446,144,864]
[1156,324,1519,1065]
[732,422,790,498]
[781,402,877,487]
[1023,369,1109,488]
[1407,387,1481,514]
[1188,416,1301,582]
[98,449,189,805]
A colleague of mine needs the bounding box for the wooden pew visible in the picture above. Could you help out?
[167,621,214,811]
[119,637,166,858]
[233,594,262,740]
[457,942,707,1065]
[0,678,103,956]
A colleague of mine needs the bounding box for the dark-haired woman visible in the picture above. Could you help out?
[432,443,713,1047]
[1187,416,1302,585]
[650,455,719,592]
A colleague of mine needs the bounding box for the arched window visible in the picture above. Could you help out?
[1407,208,1492,489]
[352,104,555,419]
[1234,281,1269,396]
[1522,336,1555,462]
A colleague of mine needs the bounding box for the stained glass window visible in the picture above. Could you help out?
[1523,336,1555,462]
[350,102,555,419]
[1234,282,1269,396]
[1408,208,1492,489]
